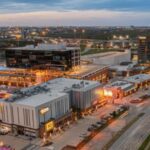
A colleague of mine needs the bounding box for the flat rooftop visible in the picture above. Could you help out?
[110,65,131,72]
[68,64,108,78]
[125,74,150,84]
[105,80,134,91]
[110,65,147,72]
[16,92,67,107]
[4,78,100,107]
[44,78,100,92]
[6,44,80,51]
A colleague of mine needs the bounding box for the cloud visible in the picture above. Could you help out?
[0,10,150,26]
[0,0,150,14]
[0,0,150,26]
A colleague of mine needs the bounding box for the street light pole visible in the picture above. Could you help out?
[82,29,85,39]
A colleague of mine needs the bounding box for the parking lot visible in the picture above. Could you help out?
[0,135,30,150]
[44,104,119,150]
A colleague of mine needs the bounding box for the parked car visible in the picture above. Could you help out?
[130,98,144,103]
[101,115,112,122]
[117,107,124,112]
[96,121,102,125]
[0,126,10,135]
[87,127,94,132]
[96,124,103,128]
[139,94,150,99]
[100,119,107,125]
[144,88,149,91]
[120,105,129,110]
[91,124,98,129]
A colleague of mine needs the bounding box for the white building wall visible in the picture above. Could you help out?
[12,104,38,129]
[0,102,12,124]
[0,94,70,130]
[35,94,70,127]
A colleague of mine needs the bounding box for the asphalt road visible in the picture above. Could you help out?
[109,110,150,150]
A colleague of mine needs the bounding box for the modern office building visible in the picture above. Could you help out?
[0,78,101,137]
[5,44,80,71]
[138,36,150,63]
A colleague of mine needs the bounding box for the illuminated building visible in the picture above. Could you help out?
[0,78,101,137]
[103,74,150,99]
[104,80,135,99]
[125,74,150,89]
[0,66,63,87]
[0,64,108,88]
[66,64,109,83]
[5,44,80,71]
[138,36,150,63]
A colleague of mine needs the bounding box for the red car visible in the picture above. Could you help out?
[130,98,144,103]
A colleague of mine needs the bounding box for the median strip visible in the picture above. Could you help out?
[138,134,150,150]
[102,112,145,150]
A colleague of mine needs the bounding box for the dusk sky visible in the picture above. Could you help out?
[0,0,150,26]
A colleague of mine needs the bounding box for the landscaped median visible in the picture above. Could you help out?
[138,134,150,150]
[81,48,119,56]
[62,105,130,150]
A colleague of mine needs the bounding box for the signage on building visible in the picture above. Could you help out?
[45,121,54,132]
[40,107,49,115]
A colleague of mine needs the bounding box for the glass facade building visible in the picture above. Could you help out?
[5,44,80,71]
[138,37,150,63]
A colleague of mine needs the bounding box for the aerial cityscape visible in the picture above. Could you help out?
[0,0,150,150]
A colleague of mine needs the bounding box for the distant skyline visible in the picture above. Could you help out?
[0,0,150,26]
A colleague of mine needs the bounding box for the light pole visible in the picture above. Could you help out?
[82,29,85,39]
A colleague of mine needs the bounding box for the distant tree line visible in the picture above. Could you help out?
[47,28,150,40]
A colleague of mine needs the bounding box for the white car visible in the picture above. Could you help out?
[0,127,10,135]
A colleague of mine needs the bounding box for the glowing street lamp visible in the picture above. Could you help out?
[15,34,21,40]
[82,29,85,34]
[126,35,129,39]
[113,35,117,39]
[0,141,4,147]
[73,29,77,39]
[73,29,77,33]
[119,35,123,40]
[81,29,85,39]
[15,34,22,47]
